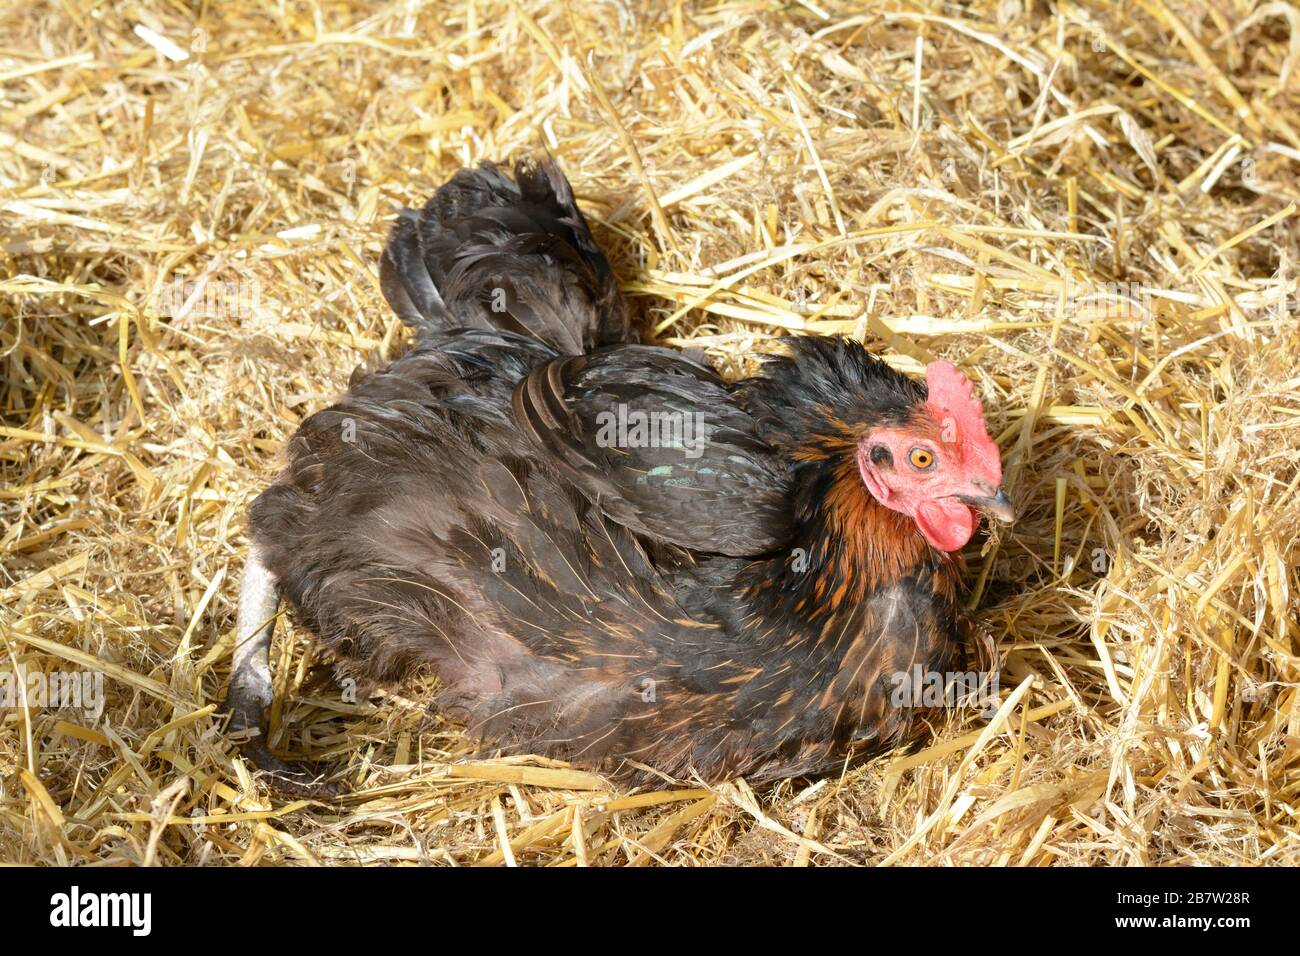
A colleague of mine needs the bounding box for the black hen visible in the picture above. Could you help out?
[224,156,1012,786]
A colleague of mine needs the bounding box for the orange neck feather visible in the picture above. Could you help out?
[822,457,951,600]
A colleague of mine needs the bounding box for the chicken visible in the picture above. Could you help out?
[223,156,1013,789]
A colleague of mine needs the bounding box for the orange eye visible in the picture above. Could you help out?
[908,447,934,470]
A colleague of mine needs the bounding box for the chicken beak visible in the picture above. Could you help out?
[959,488,1016,524]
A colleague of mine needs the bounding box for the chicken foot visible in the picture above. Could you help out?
[222,544,335,796]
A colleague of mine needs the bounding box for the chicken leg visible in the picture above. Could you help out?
[222,544,332,795]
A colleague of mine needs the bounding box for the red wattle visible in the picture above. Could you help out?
[914,499,976,552]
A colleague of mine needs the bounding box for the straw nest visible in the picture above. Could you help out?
[3,0,1299,867]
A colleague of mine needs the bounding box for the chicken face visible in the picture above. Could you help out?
[856,360,1013,552]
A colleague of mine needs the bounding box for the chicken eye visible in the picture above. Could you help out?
[908,447,935,470]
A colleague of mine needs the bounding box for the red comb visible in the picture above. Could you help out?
[924,360,1002,484]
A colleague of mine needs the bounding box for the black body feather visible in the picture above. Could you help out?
[248,157,963,783]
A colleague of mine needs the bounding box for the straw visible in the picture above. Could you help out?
[2,0,1298,866]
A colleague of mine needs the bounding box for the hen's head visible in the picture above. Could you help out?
[749,337,1014,553]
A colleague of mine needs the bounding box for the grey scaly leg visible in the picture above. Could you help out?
[223,543,334,795]
[224,542,278,735]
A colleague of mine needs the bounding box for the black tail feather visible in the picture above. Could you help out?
[379,156,632,354]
